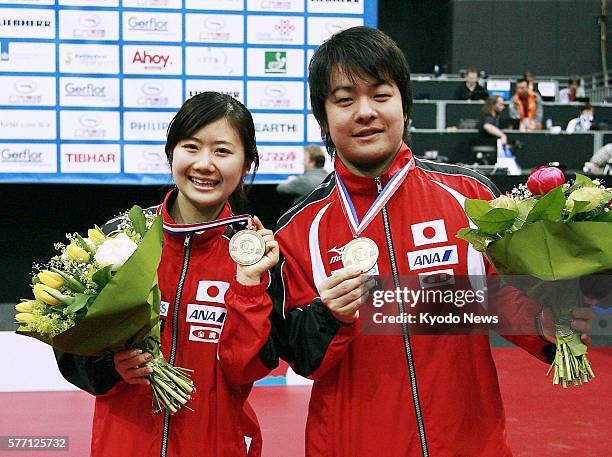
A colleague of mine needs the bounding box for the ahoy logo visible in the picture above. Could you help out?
[132,50,170,68]
[407,245,458,271]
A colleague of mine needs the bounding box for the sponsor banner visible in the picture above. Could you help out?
[247,80,304,110]
[59,43,119,74]
[123,45,182,75]
[59,10,119,40]
[124,144,171,174]
[188,325,222,343]
[60,143,121,173]
[247,0,304,12]
[123,78,182,108]
[407,245,459,271]
[185,79,244,103]
[59,0,118,6]
[0,0,54,4]
[0,8,55,39]
[252,113,303,142]
[257,145,303,174]
[196,280,230,303]
[59,77,120,107]
[307,16,363,45]
[0,41,55,72]
[123,0,182,8]
[122,12,182,42]
[307,0,364,14]
[186,304,226,325]
[0,76,55,106]
[246,15,304,45]
[185,13,244,44]
[0,110,55,139]
[246,48,303,77]
[411,219,448,247]
[185,0,242,10]
[307,113,322,143]
[59,110,120,140]
[123,111,174,141]
[0,143,57,173]
[185,46,243,76]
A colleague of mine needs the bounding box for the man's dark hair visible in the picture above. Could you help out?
[516,78,528,85]
[308,26,412,155]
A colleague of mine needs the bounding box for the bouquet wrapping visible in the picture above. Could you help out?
[458,170,612,387]
[16,206,195,413]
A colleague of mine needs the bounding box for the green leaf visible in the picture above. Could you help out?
[66,293,93,314]
[592,209,612,222]
[567,199,591,221]
[526,185,566,223]
[456,228,497,252]
[573,173,596,189]
[75,233,92,253]
[129,205,147,237]
[464,200,517,234]
[513,199,538,230]
[92,265,113,289]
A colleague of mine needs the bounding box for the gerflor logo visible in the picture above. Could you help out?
[265,51,286,74]
[132,50,169,68]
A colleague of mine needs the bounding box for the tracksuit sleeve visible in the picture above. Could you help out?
[271,249,357,379]
[217,276,280,388]
[53,349,122,395]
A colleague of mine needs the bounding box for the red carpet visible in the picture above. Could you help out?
[1,347,611,457]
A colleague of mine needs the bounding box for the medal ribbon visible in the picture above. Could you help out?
[163,214,252,234]
[335,158,413,237]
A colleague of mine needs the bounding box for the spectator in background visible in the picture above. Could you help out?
[455,67,489,101]
[524,72,541,96]
[477,95,508,147]
[566,105,594,133]
[585,143,612,174]
[509,77,543,131]
[276,144,328,204]
[558,75,586,104]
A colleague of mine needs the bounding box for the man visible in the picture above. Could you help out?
[509,77,543,131]
[566,105,594,133]
[455,67,489,101]
[586,143,612,174]
[477,95,508,146]
[559,75,586,104]
[276,145,328,204]
[273,26,594,456]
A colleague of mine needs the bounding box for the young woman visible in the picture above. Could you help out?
[56,92,280,457]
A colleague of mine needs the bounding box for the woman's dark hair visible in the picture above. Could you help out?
[308,26,412,156]
[165,92,259,211]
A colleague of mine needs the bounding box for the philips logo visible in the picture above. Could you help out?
[407,245,458,271]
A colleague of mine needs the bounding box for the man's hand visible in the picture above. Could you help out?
[319,268,376,324]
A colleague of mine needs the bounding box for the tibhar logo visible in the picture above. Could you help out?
[407,245,458,271]
[264,51,286,74]
[0,19,52,27]
[132,50,170,68]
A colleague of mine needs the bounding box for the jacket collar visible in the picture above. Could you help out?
[334,142,415,196]
[161,188,234,242]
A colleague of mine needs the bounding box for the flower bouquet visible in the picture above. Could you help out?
[457,167,612,387]
[15,206,194,413]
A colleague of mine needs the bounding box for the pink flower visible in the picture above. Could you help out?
[526,166,565,195]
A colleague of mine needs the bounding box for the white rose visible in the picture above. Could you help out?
[94,233,138,271]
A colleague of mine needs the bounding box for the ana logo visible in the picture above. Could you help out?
[132,50,170,68]
[407,245,458,271]
[204,17,225,31]
[78,13,101,28]
[141,82,163,96]
[189,325,221,343]
[195,280,229,304]
[411,219,448,247]
[186,304,226,325]
[264,51,286,74]
[418,269,455,289]
[264,84,286,98]
[78,113,101,128]
[14,79,36,94]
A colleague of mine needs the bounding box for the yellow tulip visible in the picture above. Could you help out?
[66,244,90,263]
[38,270,64,289]
[15,313,35,323]
[88,228,106,244]
[33,283,60,306]
[15,300,37,313]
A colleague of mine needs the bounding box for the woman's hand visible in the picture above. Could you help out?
[236,216,280,286]
[113,349,153,385]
